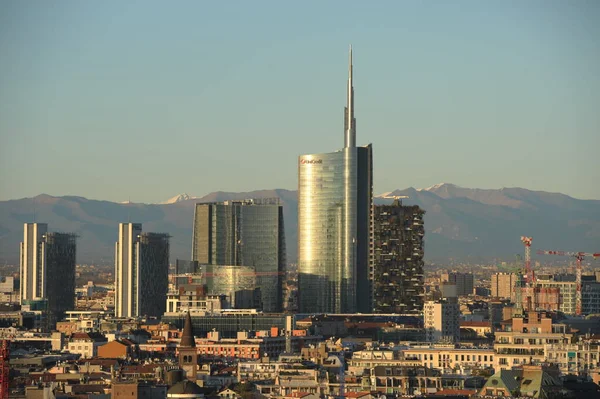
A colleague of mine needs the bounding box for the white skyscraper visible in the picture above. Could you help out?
[20,223,48,302]
[115,223,142,317]
[19,223,77,321]
[115,223,169,318]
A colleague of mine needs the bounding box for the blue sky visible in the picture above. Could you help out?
[1,1,599,202]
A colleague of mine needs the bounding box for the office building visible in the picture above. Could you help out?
[115,223,170,317]
[373,201,425,313]
[162,310,292,339]
[491,272,517,299]
[191,199,286,312]
[20,223,48,301]
[19,223,77,322]
[441,272,474,296]
[424,298,460,343]
[166,284,227,314]
[175,259,199,275]
[43,232,77,322]
[297,48,373,313]
[205,265,261,309]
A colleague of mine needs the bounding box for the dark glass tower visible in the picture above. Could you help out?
[43,232,77,324]
[297,48,373,313]
[373,200,425,314]
[191,199,286,312]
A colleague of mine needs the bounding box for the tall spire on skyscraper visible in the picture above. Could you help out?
[344,45,356,148]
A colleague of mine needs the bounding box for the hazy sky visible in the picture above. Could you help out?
[1,1,599,203]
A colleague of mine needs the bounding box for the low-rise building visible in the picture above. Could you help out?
[401,345,495,374]
[494,312,574,370]
[66,332,106,358]
[479,364,562,398]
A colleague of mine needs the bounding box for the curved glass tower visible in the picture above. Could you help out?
[298,48,373,313]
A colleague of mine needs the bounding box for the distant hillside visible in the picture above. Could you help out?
[0,184,598,265]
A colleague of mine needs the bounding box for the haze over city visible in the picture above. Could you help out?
[2,3,600,399]
[1,1,599,203]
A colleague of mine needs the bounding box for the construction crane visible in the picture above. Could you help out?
[520,236,535,311]
[536,250,600,316]
[521,237,534,283]
[0,340,9,399]
[381,194,409,206]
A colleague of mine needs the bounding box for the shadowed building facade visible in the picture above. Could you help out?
[20,223,77,323]
[115,223,170,318]
[298,48,373,313]
[373,201,425,313]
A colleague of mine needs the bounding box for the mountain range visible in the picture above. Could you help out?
[1,184,598,266]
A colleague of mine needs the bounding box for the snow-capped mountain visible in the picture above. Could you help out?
[160,193,197,204]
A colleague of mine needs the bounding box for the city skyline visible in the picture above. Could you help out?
[1,1,599,202]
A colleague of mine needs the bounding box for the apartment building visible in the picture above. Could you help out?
[401,345,495,373]
[494,312,575,370]
[441,272,473,297]
[491,273,517,299]
[424,298,460,343]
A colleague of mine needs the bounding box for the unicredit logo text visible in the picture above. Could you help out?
[300,159,322,164]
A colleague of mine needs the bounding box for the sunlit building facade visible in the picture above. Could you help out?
[19,223,77,323]
[191,199,286,312]
[115,223,170,317]
[298,48,373,313]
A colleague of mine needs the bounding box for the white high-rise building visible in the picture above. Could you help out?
[424,298,460,343]
[114,223,169,318]
[115,223,142,317]
[20,223,48,302]
[19,223,77,321]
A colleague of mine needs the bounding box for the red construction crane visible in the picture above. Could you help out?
[536,250,600,316]
[0,340,9,399]
[521,236,534,283]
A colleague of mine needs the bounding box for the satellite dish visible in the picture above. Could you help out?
[379,395,387,399]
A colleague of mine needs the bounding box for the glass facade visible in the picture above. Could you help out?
[206,265,261,309]
[43,233,77,324]
[192,200,286,312]
[297,49,373,314]
[138,233,170,317]
[162,312,290,339]
[298,151,355,313]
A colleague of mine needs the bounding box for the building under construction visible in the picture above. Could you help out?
[373,200,425,314]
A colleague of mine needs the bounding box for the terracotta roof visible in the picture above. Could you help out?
[71,333,92,341]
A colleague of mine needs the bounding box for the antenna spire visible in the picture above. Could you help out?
[344,45,356,148]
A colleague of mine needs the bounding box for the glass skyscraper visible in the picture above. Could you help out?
[298,48,373,313]
[191,199,286,312]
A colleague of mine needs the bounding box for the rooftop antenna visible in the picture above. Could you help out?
[127,196,131,223]
[32,196,36,223]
